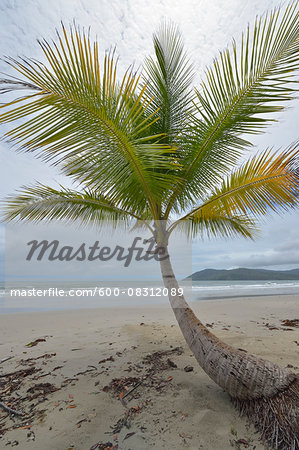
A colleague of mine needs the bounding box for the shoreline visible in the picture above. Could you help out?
[0,294,298,449]
[1,291,299,315]
[196,291,299,301]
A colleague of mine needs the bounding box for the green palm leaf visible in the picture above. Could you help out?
[170,144,299,233]
[165,2,299,215]
[173,213,258,240]
[143,21,195,145]
[1,184,147,227]
[0,25,179,218]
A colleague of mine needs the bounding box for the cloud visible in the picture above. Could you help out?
[274,240,299,252]
[191,214,299,271]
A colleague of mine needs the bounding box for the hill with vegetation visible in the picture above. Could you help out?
[186,268,299,281]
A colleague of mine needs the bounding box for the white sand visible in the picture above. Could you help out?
[0,295,298,449]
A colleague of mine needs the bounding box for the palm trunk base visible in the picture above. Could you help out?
[232,375,299,450]
[159,250,298,449]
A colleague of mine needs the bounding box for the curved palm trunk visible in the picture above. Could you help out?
[159,245,299,450]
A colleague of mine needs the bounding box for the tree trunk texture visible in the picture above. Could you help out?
[159,245,299,450]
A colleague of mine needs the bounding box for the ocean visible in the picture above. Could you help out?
[1,279,299,313]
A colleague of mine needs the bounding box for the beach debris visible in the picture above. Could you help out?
[263,318,299,332]
[0,344,100,439]
[179,432,192,439]
[0,367,38,380]
[1,343,184,443]
[90,444,100,450]
[102,343,184,445]
[183,365,194,372]
[236,438,249,447]
[0,366,41,419]
[281,319,299,328]
[231,426,237,436]
[0,357,14,365]
[143,347,183,372]
[60,377,79,387]
[25,338,46,348]
[0,403,24,417]
[123,431,135,440]
[230,437,251,448]
[122,380,143,400]
[19,353,56,365]
[0,420,36,436]
[99,356,115,364]
[35,371,52,379]
[76,418,87,427]
[90,443,118,450]
[206,323,214,328]
[263,323,279,331]
[103,377,140,397]
[5,440,19,446]
[104,347,183,401]
[26,382,59,400]
[166,359,177,368]
[155,377,172,390]
[26,430,35,441]
[112,406,142,434]
[75,366,97,376]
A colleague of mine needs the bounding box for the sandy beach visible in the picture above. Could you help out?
[0,294,298,449]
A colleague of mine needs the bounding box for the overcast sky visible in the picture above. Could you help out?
[0,0,298,276]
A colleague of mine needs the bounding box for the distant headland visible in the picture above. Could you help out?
[186,268,299,281]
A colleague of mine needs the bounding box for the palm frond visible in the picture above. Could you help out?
[1,184,147,227]
[172,144,299,228]
[143,20,195,144]
[171,212,258,240]
[165,2,299,215]
[0,25,179,217]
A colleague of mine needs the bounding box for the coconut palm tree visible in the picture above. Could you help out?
[1,3,299,448]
